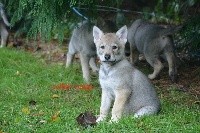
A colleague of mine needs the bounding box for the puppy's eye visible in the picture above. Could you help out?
[112,46,118,49]
[100,46,105,49]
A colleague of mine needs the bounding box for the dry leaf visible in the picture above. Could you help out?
[52,94,59,98]
[75,84,93,91]
[22,107,30,115]
[52,83,93,91]
[51,111,61,122]
[76,111,96,127]
[53,83,71,90]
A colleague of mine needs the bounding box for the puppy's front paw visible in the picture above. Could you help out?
[110,115,119,123]
[169,72,177,83]
[148,74,156,79]
[96,115,106,123]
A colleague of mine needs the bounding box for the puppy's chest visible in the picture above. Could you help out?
[99,67,121,89]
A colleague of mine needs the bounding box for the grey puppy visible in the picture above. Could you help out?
[93,25,160,122]
[66,19,117,82]
[128,19,180,82]
[0,3,10,48]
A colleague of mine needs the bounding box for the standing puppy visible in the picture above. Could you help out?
[128,19,180,82]
[93,25,161,122]
[66,19,117,83]
[0,3,10,48]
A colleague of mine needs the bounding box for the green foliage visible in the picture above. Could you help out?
[4,0,122,43]
[3,0,200,56]
[149,0,198,23]
[7,0,70,42]
[177,15,200,55]
[5,0,108,43]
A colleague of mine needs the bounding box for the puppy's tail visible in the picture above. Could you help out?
[160,25,183,36]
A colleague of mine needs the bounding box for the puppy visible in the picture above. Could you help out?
[128,19,181,82]
[66,19,117,82]
[0,3,10,48]
[93,25,161,122]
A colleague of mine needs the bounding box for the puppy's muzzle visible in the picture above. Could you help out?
[104,54,111,61]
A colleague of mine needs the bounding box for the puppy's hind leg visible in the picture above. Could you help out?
[165,52,177,82]
[145,55,164,80]
[129,43,139,65]
[134,106,159,118]
[80,53,90,83]
[66,52,75,68]
[89,57,99,73]
[0,23,9,48]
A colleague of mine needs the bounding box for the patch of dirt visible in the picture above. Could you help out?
[153,64,199,98]
[136,58,199,96]
[8,38,69,65]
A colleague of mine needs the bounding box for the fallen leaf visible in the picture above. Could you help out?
[76,111,96,127]
[51,111,61,122]
[52,116,61,122]
[52,83,93,91]
[53,83,71,90]
[22,107,30,115]
[52,94,59,98]
[75,84,93,91]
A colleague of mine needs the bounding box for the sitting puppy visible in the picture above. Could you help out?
[128,19,181,82]
[93,25,161,122]
[0,3,10,48]
[66,19,117,83]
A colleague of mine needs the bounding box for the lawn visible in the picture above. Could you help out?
[0,48,199,133]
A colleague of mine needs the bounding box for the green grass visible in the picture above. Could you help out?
[0,48,199,133]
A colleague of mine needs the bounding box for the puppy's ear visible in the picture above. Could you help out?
[116,25,127,44]
[93,26,103,44]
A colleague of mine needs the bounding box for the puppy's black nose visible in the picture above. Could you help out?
[104,54,111,60]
